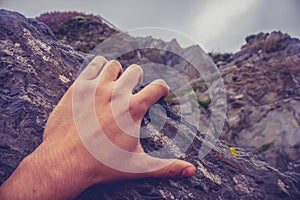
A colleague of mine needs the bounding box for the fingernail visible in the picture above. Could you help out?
[181,166,195,177]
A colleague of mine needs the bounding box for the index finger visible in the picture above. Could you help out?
[131,79,169,118]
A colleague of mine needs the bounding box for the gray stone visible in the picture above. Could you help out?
[1,10,300,199]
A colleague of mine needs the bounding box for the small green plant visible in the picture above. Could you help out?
[165,93,176,103]
[191,94,211,109]
[165,83,202,103]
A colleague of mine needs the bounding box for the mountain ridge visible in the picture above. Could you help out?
[36,11,300,173]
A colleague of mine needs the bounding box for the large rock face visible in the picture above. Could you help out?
[0,9,83,183]
[220,32,300,173]
[36,12,120,53]
[37,12,300,174]
[1,9,300,199]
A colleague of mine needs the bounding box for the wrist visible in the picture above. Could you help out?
[0,140,96,200]
[27,141,96,199]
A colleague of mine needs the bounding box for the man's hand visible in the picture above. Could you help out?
[0,56,196,200]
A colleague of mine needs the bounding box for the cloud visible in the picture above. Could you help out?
[187,0,300,52]
[187,0,258,52]
[1,0,299,52]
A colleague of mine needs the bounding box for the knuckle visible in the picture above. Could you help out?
[128,64,143,74]
[97,82,113,95]
[163,162,177,178]
[95,55,106,61]
[154,79,168,87]
[75,81,92,93]
[129,99,145,119]
[90,55,106,66]
[153,79,169,94]
[89,60,97,67]
[108,60,123,75]
[110,60,122,68]
[128,102,138,118]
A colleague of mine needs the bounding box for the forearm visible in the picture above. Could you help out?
[0,142,93,200]
[0,154,55,199]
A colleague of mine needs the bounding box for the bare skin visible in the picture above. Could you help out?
[0,56,196,200]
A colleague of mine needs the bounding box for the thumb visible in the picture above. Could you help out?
[144,157,196,178]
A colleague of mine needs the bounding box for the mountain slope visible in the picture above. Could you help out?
[220,32,300,172]
[0,9,299,199]
[37,12,300,173]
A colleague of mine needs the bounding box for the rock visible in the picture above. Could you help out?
[38,12,300,174]
[221,32,300,173]
[77,97,300,199]
[1,10,300,199]
[0,9,84,183]
[36,12,120,53]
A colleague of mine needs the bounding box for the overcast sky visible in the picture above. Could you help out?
[1,0,299,52]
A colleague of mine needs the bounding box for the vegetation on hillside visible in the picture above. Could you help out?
[37,12,119,53]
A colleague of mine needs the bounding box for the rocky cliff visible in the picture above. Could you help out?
[1,10,300,199]
[0,10,83,181]
[37,12,300,174]
[36,12,119,53]
[220,32,300,173]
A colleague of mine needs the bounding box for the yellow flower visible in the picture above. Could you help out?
[230,147,240,156]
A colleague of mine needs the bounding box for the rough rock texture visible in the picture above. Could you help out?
[220,32,300,173]
[36,12,120,53]
[0,9,83,183]
[76,96,300,200]
[1,10,300,199]
[38,12,300,174]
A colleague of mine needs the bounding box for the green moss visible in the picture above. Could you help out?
[198,98,212,109]
[165,83,210,109]
[191,94,211,109]
[165,93,176,103]
[165,83,202,103]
